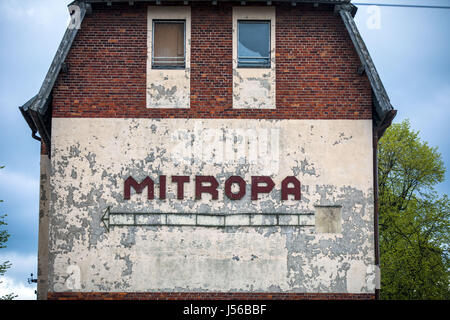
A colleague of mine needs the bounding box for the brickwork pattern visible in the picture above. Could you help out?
[52,3,372,120]
[48,292,375,300]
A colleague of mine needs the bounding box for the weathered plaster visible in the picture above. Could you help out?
[147,6,191,108]
[315,206,342,234]
[38,155,50,299]
[232,7,276,109]
[49,118,375,293]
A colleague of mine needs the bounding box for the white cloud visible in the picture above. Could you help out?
[0,0,70,28]
[0,276,36,300]
[0,169,39,198]
[0,252,37,300]
[0,252,37,275]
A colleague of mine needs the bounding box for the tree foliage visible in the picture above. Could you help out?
[378,120,450,299]
[0,165,16,300]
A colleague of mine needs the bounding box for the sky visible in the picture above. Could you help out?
[0,0,449,299]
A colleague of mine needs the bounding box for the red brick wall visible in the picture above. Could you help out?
[276,6,372,117]
[48,292,375,300]
[52,3,372,119]
[190,4,233,113]
[52,3,147,117]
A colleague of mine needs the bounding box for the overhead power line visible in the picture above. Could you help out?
[353,3,450,9]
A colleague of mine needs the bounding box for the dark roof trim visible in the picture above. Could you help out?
[32,1,89,115]
[19,95,40,141]
[19,1,90,150]
[84,0,350,3]
[337,4,396,136]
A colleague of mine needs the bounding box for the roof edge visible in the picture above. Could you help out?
[337,4,396,136]
[32,1,89,115]
[19,1,89,148]
[81,0,351,4]
[19,95,41,141]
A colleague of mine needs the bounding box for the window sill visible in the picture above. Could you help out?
[151,66,186,70]
[237,65,271,69]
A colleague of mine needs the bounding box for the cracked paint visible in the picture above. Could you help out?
[146,7,191,108]
[48,118,375,293]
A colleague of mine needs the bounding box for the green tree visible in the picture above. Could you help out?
[0,165,16,300]
[378,120,450,299]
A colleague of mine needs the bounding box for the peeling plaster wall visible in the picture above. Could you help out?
[49,118,375,294]
[232,7,276,109]
[147,6,191,108]
[38,155,50,299]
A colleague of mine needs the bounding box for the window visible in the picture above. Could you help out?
[152,20,185,69]
[237,21,271,68]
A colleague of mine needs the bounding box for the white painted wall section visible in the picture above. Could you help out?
[232,7,276,109]
[147,6,191,108]
[48,118,376,294]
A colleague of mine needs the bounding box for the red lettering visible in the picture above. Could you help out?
[281,176,301,200]
[123,175,301,202]
[195,176,219,200]
[124,176,154,200]
[225,176,246,200]
[251,176,275,200]
[172,176,190,200]
[159,175,166,200]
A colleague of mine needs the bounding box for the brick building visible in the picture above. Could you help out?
[20,0,396,300]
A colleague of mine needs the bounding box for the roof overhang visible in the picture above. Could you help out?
[81,0,351,4]
[19,1,90,150]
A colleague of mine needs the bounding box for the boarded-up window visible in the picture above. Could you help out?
[152,21,185,68]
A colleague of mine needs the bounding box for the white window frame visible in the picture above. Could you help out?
[232,7,276,109]
[146,6,191,109]
[151,19,186,69]
[237,20,271,69]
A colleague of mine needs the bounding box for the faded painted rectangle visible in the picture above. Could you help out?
[315,206,342,234]
[135,214,166,225]
[251,214,277,226]
[197,215,225,227]
[299,215,315,226]
[109,214,134,225]
[166,214,196,225]
[278,215,299,226]
[225,214,251,226]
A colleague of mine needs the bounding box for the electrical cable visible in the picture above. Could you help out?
[353,2,450,9]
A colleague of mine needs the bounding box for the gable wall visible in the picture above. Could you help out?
[45,2,376,300]
[51,3,372,119]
